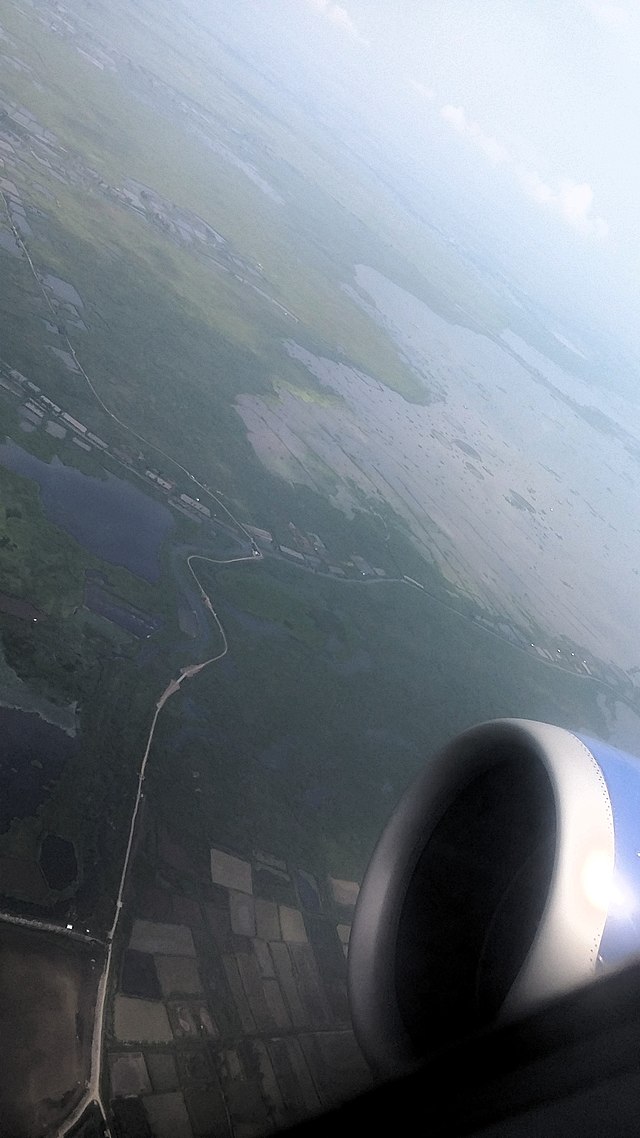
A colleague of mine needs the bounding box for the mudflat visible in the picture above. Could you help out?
[0,924,102,1137]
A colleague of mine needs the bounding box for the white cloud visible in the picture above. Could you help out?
[409,79,436,103]
[586,2,628,25]
[517,167,555,205]
[517,168,609,237]
[440,103,467,133]
[440,104,509,164]
[469,124,510,165]
[327,5,358,34]
[439,102,609,239]
[304,0,367,43]
[556,180,609,237]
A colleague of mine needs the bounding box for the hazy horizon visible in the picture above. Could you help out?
[195,0,640,362]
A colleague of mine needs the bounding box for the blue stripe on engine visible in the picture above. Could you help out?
[576,735,640,967]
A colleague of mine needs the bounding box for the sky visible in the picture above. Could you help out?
[208,0,639,353]
[296,1,638,247]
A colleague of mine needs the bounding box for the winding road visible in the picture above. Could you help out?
[3,186,633,1137]
[0,191,267,1135]
[55,549,261,1138]
[65,555,259,1137]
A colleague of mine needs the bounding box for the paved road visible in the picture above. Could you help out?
[0,908,103,947]
[0,197,266,1136]
[56,547,260,1138]
[5,187,635,1136]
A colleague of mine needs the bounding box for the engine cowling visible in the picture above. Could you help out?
[348,719,640,1077]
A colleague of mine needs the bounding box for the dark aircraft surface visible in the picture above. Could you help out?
[291,720,640,1137]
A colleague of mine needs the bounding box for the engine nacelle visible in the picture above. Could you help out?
[348,719,640,1076]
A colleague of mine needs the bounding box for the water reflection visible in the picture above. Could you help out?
[0,706,78,831]
[0,440,174,581]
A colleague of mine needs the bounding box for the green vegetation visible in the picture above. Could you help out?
[149,560,611,880]
[214,567,324,649]
[0,651,158,932]
[0,0,630,938]
[0,462,87,616]
[0,453,184,924]
[0,456,175,623]
[0,0,429,403]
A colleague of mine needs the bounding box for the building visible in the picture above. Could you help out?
[288,522,313,554]
[533,646,550,661]
[41,396,61,414]
[61,412,87,434]
[87,432,108,449]
[113,446,135,464]
[308,532,327,553]
[72,436,91,452]
[351,555,374,577]
[179,493,211,519]
[24,399,43,418]
[246,525,274,546]
[9,368,29,385]
[20,407,42,427]
[0,374,22,395]
[279,544,305,563]
[169,499,202,522]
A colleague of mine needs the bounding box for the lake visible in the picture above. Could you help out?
[0,707,79,831]
[236,265,640,669]
[84,577,163,637]
[0,440,174,581]
[39,834,78,891]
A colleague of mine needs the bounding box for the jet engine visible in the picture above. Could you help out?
[348,719,640,1077]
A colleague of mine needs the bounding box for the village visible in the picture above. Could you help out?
[0,349,391,573]
[0,40,632,698]
[2,342,633,701]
